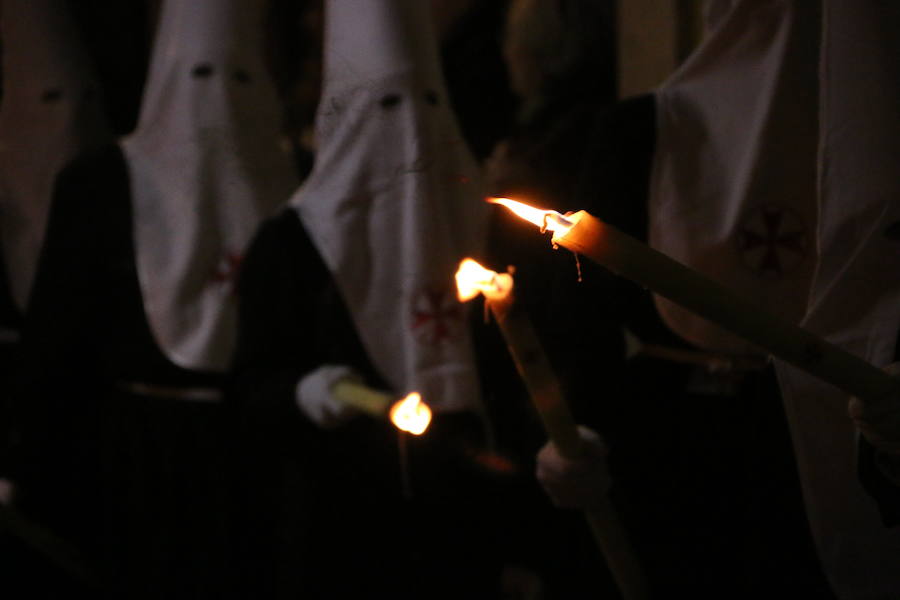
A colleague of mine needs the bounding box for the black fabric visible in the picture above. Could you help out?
[229,209,515,599]
[12,145,229,599]
[856,332,900,527]
[439,0,517,162]
[858,436,900,528]
[0,243,23,479]
[0,236,70,600]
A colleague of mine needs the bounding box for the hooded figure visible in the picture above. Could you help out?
[0,0,113,313]
[0,1,112,593]
[230,1,512,598]
[16,0,296,596]
[650,1,900,597]
[117,0,295,592]
[642,3,830,595]
[293,0,489,412]
[122,0,297,372]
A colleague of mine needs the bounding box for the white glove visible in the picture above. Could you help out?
[535,425,611,509]
[296,365,363,429]
[848,362,900,456]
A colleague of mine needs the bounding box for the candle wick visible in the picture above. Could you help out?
[490,274,501,293]
[540,213,550,234]
[574,252,583,282]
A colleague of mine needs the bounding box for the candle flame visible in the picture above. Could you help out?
[455,258,501,301]
[489,197,575,236]
[389,392,432,435]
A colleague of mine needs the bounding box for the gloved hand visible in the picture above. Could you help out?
[535,425,611,509]
[849,362,900,456]
[296,365,363,429]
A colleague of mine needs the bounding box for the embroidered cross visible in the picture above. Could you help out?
[737,205,808,278]
[410,286,462,345]
[210,252,243,294]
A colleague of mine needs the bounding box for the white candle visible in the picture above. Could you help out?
[491,198,900,408]
[455,258,648,600]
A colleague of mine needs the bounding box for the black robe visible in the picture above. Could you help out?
[15,145,230,599]
[0,247,22,480]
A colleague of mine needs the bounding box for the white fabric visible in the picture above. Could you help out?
[292,0,489,412]
[296,364,361,429]
[774,2,900,597]
[0,0,112,309]
[649,0,819,354]
[121,0,297,371]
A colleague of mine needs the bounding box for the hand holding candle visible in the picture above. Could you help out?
[490,197,900,410]
[297,365,432,434]
[334,380,431,436]
[455,258,648,600]
[536,425,612,509]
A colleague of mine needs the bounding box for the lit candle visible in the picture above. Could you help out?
[456,259,581,451]
[455,258,648,600]
[389,392,431,499]
[389,392,432,436]
[491,198,900,407]
[331,381,432,435]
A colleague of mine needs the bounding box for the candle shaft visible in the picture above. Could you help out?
[485,276,648,600]
[331,379,392,416]
[555,211,900,406]
[486,287,582,457]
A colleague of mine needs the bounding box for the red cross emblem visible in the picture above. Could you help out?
[736,205,808,278]
[210,252,243,293]
[410,286,463,346]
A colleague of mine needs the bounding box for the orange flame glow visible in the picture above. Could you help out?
[489,197,575,237]
[455,258,514,303]
[455,258,501,301]
[389,392,432,435]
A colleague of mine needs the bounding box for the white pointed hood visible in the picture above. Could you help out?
[122,0,298,371]
[0,0,112,309]
[648,0,819,354]
[292,0,490,412]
